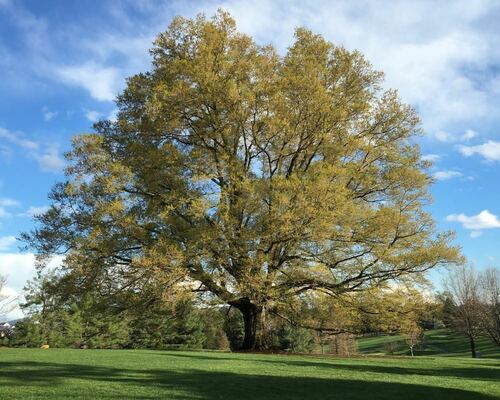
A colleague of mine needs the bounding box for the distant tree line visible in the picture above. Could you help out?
[0,269,436,355]
[1,265,498,357]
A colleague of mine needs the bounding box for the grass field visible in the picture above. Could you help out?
[0,348,499,399]
[358,329,500,358]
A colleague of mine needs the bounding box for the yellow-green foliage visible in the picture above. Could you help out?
[24,11,461,348]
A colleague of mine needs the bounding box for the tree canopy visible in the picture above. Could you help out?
[23,11,461,349]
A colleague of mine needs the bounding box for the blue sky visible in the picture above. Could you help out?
[2,0,500,317]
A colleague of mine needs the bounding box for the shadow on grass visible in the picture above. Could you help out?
[163,352,500,382]
[0,360,497,400]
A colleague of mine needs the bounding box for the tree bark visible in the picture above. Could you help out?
[469,335,476,358]
[230,298,262,350]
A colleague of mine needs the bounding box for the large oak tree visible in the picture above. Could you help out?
[24,12,461,350]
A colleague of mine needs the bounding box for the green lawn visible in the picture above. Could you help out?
[358,329,500,358]
[0,348,499,399]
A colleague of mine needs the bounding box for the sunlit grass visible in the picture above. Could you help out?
[0,347,498,399]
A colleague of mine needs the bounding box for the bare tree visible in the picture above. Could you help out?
[384,339,400,355]
[444,265,483,358]
[403,324,424,357]
[0,275,16,321]
[480,267,500,346]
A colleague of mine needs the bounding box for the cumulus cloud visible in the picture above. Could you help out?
[0,253,64,319]
[0,285,20,320]
[33,145,65,173]
[57,63,121,102]
[435,129,478,143]
[433,170,463,181]
[85,110,103,122]
[41,106,57,122]
[0,236,16,251]
[3,0,500,134]
[447,210,500,231]
[461,129,478,141]
[0,254,37,294]
[202,0,500,131]
[0,253,64,292]
[458,140,500,162]
[470,231,482,239]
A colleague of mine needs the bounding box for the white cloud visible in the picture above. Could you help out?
[0,126,65,173]
[200,0,498,132]
[435,129,479,143]
[0,236,16,251]
[0,254,35,293]
[421,154,441,163]
[108,108,119,122]
[0,286,18,302]
[19,205,49,218]
[0,198,19,207]
[459,140,500,162]
[0,253,64,293]
[85,110,102,122]
[446,209,500,230]
[57,63,121,102]
[33,145,65,173]
[435,131,454,142]
[461,129,478,141]
[470,231,482,239]
[3,0,500,135]
[41,106,57,122]
[85,108,118,123]
[433,170,463,181]
[0,198,19,218]
[0,127,38,150]
[0,253,63,319]
[0,285,20,320]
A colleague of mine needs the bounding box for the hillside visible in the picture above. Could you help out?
[358,329,500,358]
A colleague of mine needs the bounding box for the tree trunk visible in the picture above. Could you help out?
[469,335,476,358]
[231,298,262,350]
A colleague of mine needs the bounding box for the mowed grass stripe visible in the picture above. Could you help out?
[358,329,500,358]
[0,348,498,399]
